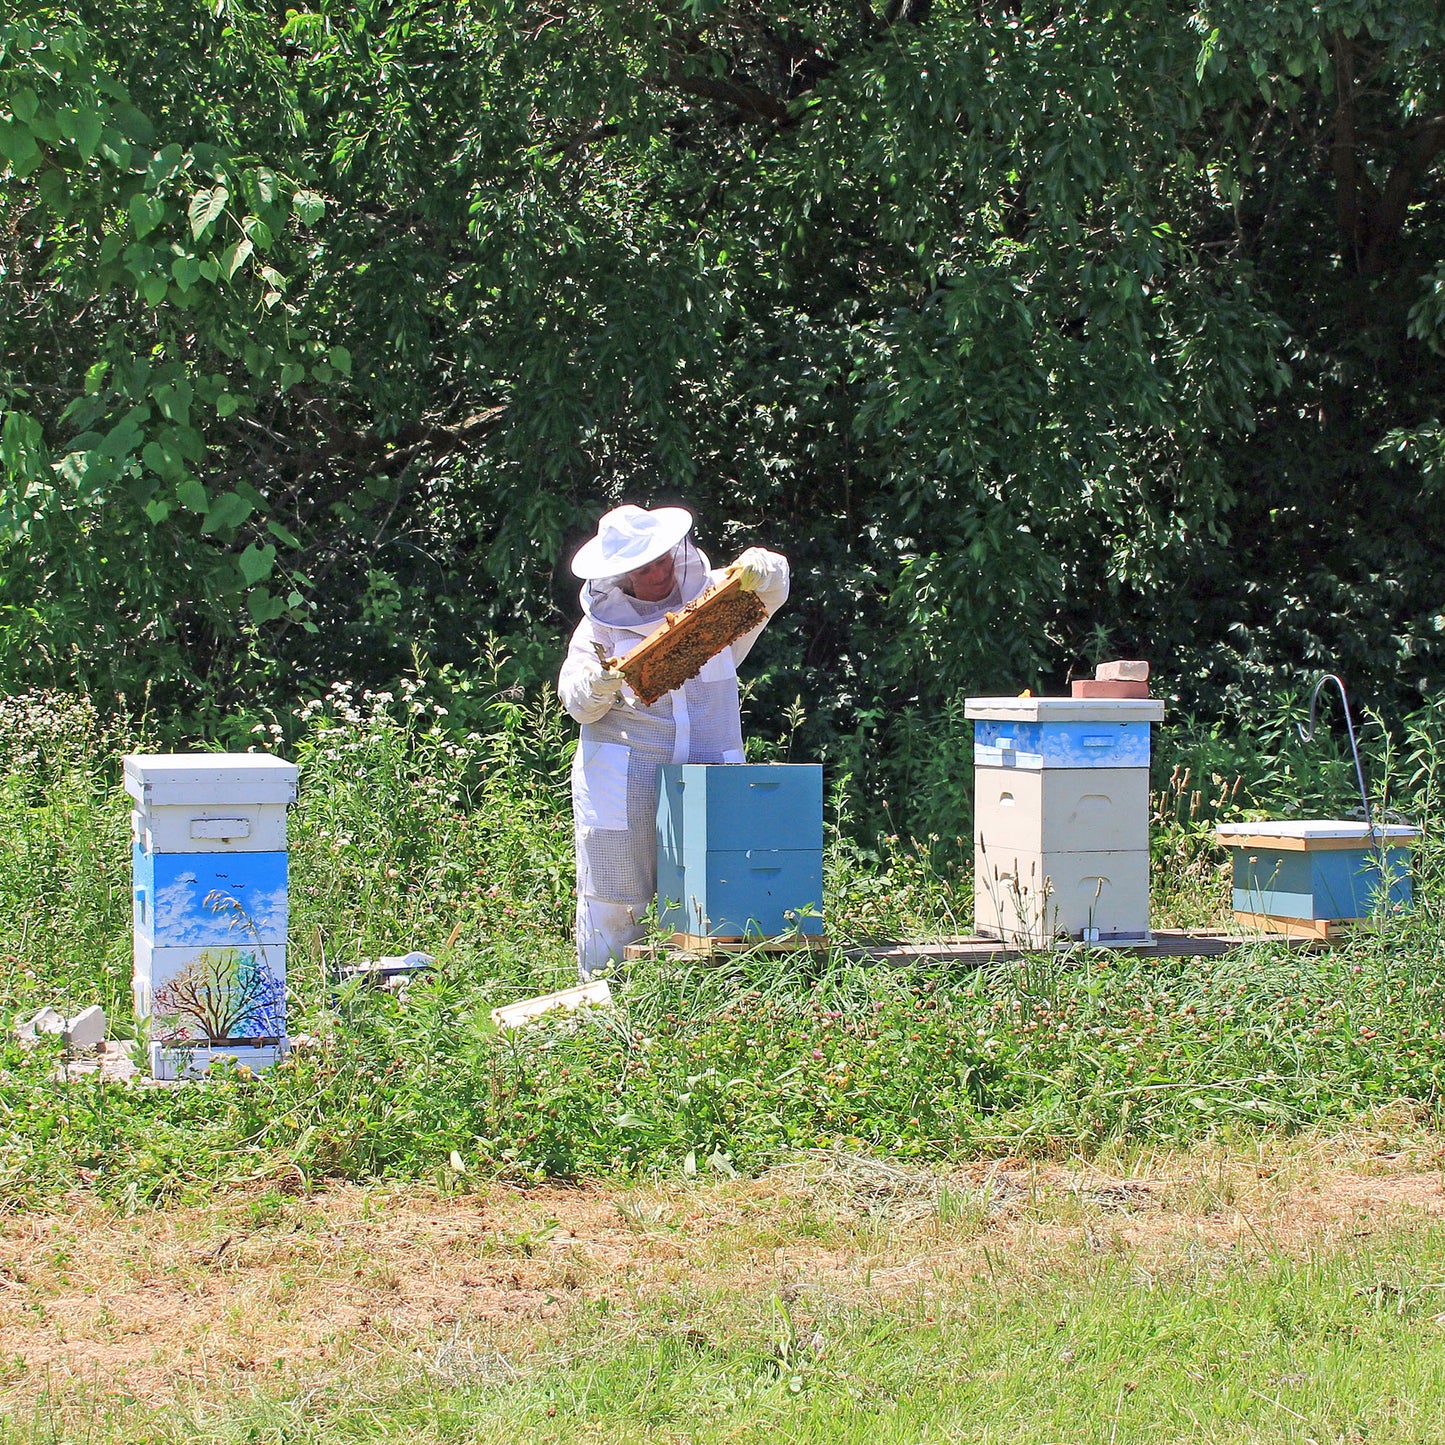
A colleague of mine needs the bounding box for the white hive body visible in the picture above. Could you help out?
[966,698,1164,944]
[124,754,297,1079]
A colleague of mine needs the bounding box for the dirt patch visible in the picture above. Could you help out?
[3,1135,1443,1408]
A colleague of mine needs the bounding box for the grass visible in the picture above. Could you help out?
[4,1129,1445,1443]
[0,673,1443,1209]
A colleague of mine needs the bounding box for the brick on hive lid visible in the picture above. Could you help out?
[1072,678,1151,698]
[1095,660,1150,682]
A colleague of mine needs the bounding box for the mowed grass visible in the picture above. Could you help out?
[4,1132,1445,1445]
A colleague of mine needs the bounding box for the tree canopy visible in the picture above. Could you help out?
[2,2,1443,802]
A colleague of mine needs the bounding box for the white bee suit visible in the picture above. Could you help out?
[558,538,790,975]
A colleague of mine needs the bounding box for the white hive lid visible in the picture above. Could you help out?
[123,752,298,807]
[964,696,1166,723]
[1215,820,1418,842]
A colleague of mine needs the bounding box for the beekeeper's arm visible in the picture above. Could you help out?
[729,547,790,666]
[558,621,627,724]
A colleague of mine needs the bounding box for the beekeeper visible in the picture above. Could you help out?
[558,505,789,976]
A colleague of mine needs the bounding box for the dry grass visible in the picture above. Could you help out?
[3,1119,1443,1413]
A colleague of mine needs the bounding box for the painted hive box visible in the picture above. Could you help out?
[124,753,296,1078]
[656,764,824,938]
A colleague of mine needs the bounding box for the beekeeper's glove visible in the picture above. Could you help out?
[586,659,628,706]
[735,547,784,592]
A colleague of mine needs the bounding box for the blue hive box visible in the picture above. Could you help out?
[967,697,1165,771]
[1215,821,1418,938]
[656,764,824,939]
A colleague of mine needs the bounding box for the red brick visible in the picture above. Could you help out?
[1072,678,1151,699]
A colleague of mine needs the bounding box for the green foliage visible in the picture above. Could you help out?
[0,7,331,693]
[4,685,1445,1207]
[3,1,1443,809]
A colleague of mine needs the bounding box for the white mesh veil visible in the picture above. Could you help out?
[580,540,712,627]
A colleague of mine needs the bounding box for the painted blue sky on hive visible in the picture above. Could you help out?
[150,854,288,945]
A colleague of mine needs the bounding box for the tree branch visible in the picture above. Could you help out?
[1365,113,1445,275]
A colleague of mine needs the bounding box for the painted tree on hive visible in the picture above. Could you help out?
[151,948,284,1042]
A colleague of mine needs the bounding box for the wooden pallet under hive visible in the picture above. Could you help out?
[609,567,767,704]
[624,932,832,960]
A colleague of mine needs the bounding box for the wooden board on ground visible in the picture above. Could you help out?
[850,928,1316,964]
[623,927,1321,966]
[624,932,830,960]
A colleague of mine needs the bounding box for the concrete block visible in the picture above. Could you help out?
[1071,679,1150,699]
[64,1005,107,1052]
[15,1006,65,1044]
[1095,660,1150,682]
[63,1040,141,1083]
[975,767,1150,855]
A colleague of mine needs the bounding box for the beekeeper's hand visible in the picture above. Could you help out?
[735,547,785,593]
[585,658,628,706]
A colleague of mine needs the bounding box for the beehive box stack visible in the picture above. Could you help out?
[655,764,824,942]
[967,694,1165,944]
[1214,821,1419,939]
[125,753,296,1080]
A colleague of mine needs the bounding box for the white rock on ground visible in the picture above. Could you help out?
[64,1004,108,1051]
[15,1006,66,1044]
